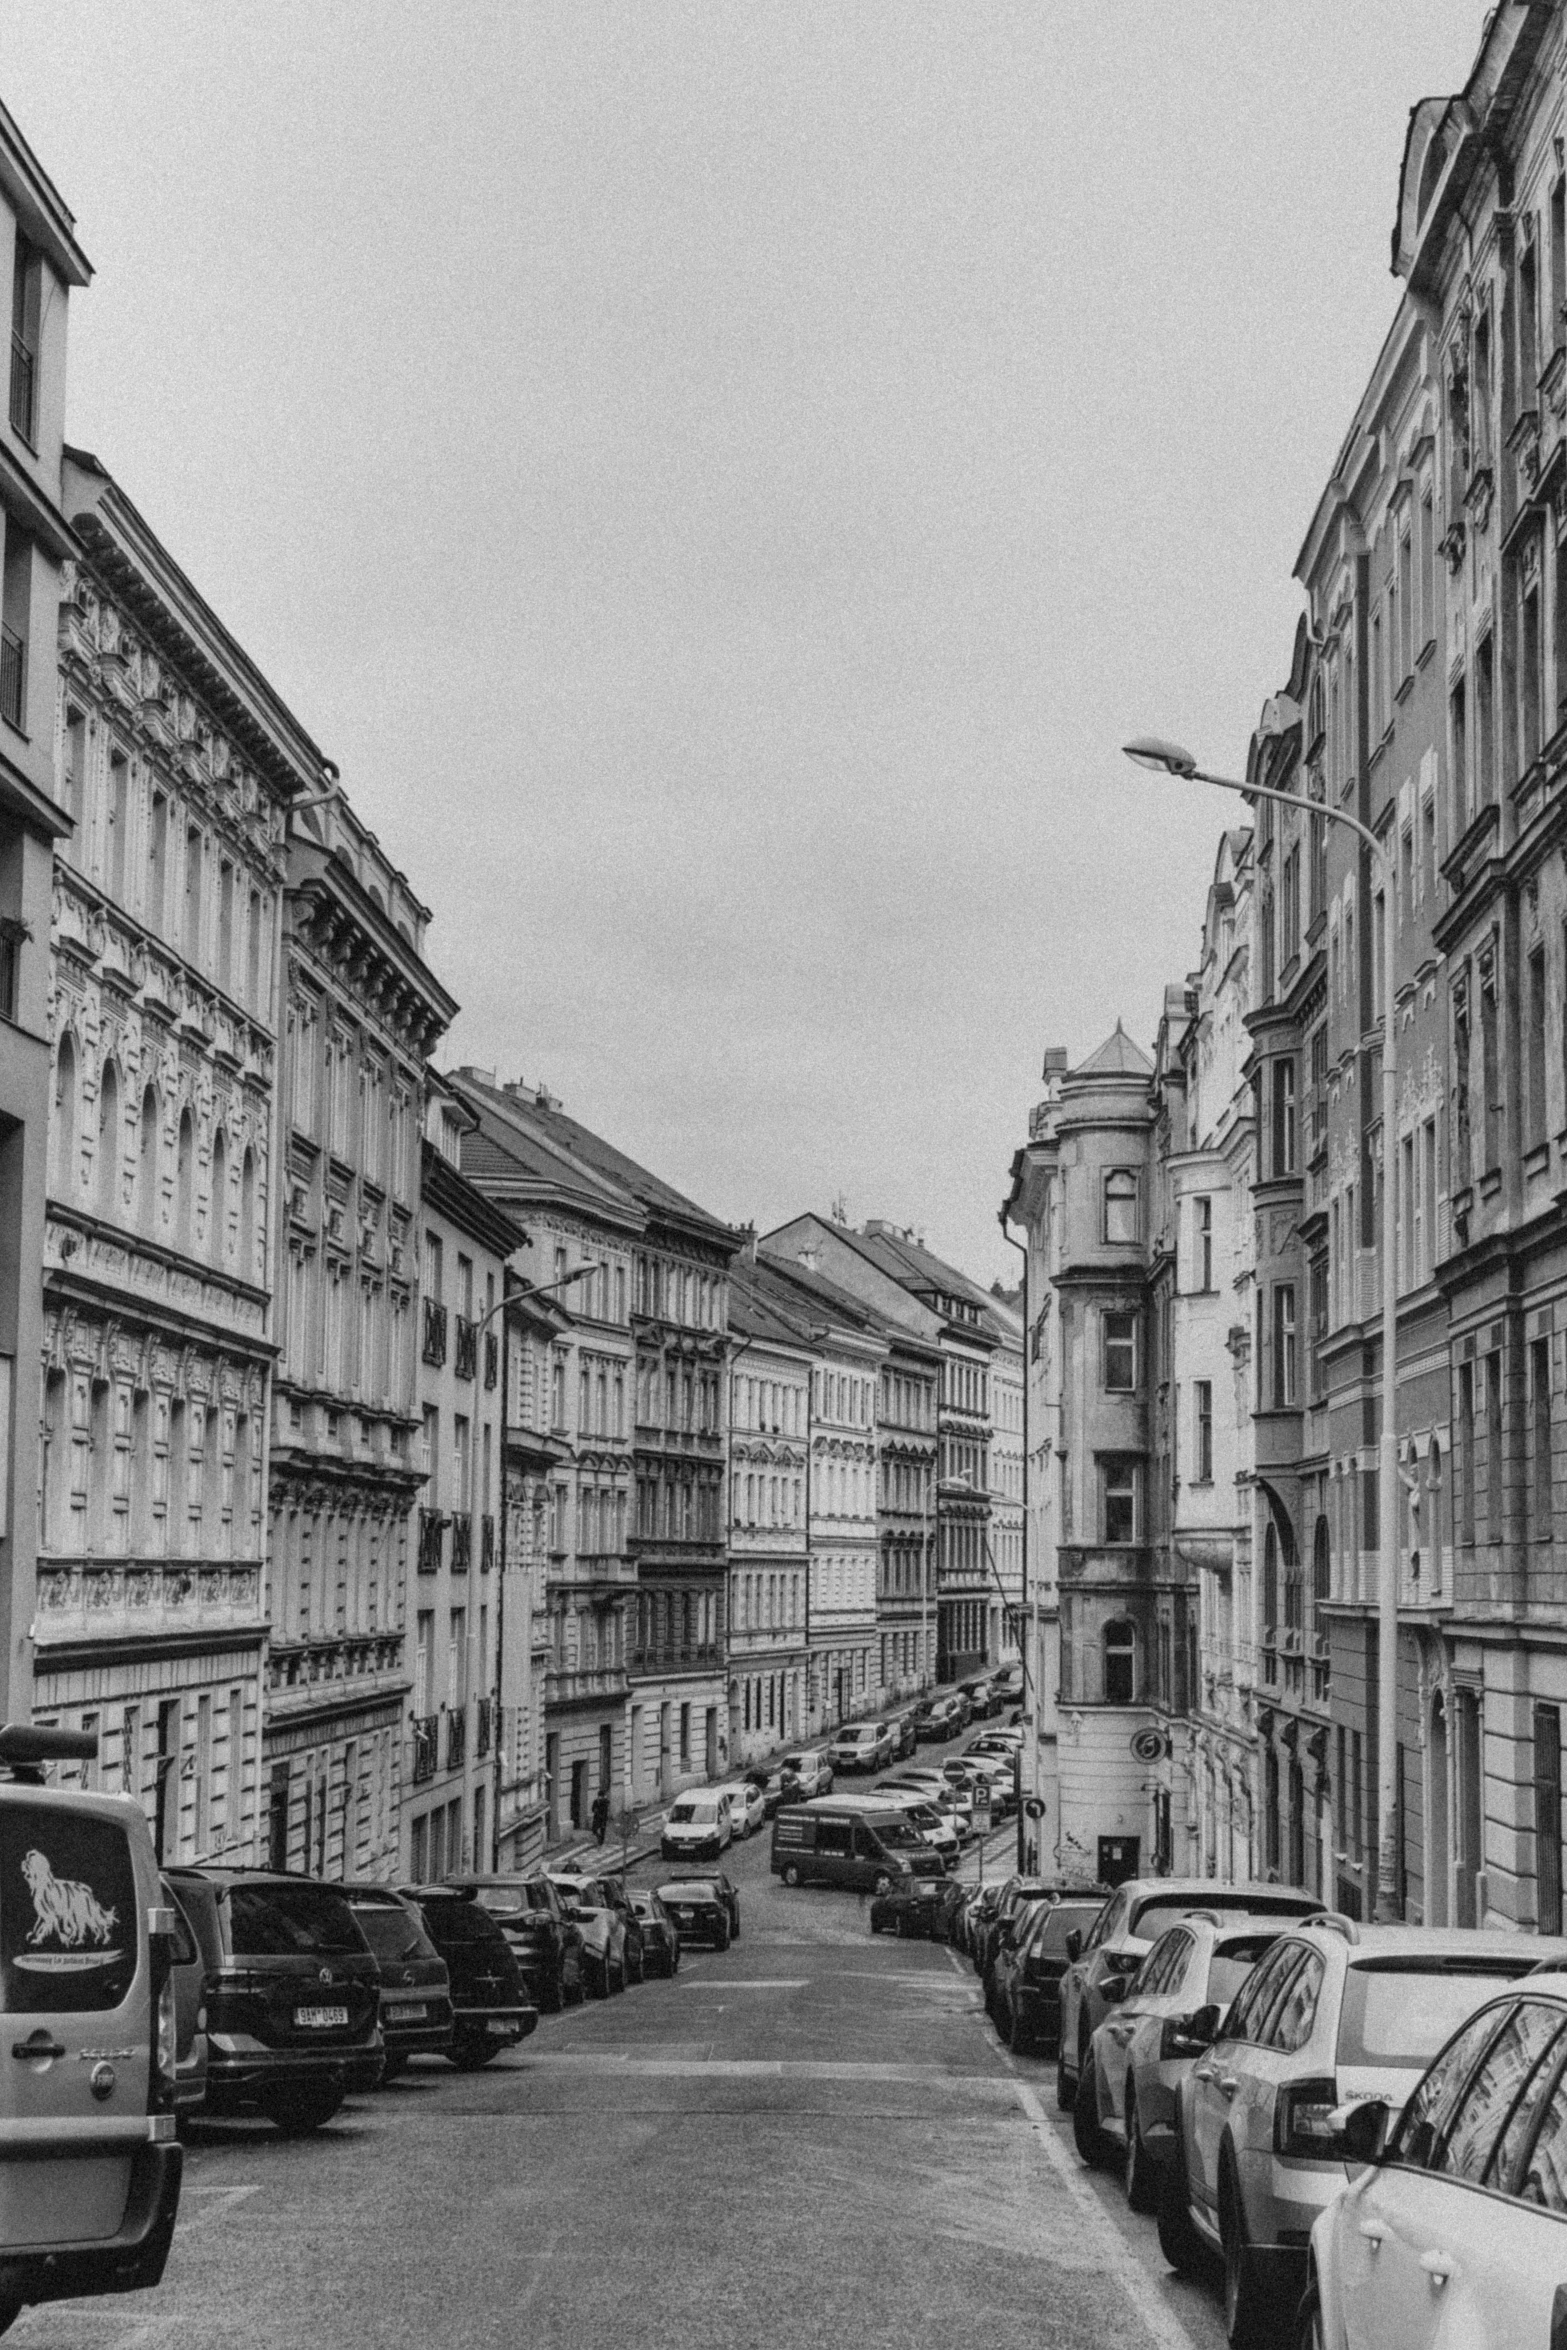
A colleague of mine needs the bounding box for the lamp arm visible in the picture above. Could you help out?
[1188,765,1391,881]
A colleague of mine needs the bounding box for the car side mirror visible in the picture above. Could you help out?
[1101,1967,1134,2006]
[1065,1928,1082,1963]
[1341,2098,1391,2167]
[1164,2004,1221,2056]
[1186,2003,1222,2048]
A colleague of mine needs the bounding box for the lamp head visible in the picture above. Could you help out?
[1123,736,1198,778]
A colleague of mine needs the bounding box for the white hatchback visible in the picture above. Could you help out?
[713,1781,765,1837]
[1303,1968,1567,2350]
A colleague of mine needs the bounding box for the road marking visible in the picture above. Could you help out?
[679,1978,806,1989]
[176,2182,262,2233]
[1007,2074,1206,2350]
[524,2052,1020,2088]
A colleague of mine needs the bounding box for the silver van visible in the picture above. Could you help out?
[0,1722,182,2334]
[770,1800,946,1892]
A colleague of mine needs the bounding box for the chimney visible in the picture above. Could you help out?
[737,1222,758,1264]
[535,1084,561,1111]
[1042,1046,1068,1078]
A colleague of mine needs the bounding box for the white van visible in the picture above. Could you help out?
[660,1790,734,1862]
[0,1722,182,2334]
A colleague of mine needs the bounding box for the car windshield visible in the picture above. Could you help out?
[229,1882,365,1957]
[871,1821,923,1851]
[350,1901,435,1964]
[1338,1960,1538,2070]
[670,1799,717,1823]
[1129,1893,1314,1941]
[417,1897,509,1947]
[1037,1904,1102,1954]
[475,1882,553,1915]
[1206,1935,1280,2005]
[659,1883,716,1902]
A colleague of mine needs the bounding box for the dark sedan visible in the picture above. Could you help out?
[447,1873,586,2011]
[401,1885,539,2067]
[340,1883,454,2074]
[972,1875,1058,1981]
[870,1876,967,1940]
[990,1896,1106,2056]
[628,1889,680,1976]
[675,1865,740,1938]
[656,1877,733,1948]
[915,1695,968,1742]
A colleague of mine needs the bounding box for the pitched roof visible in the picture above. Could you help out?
[1076,1020,1154,1079]
[452,1071,734,1251]
[454,1086,644,1230]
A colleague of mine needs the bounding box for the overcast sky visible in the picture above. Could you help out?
[6,3,1487,1285]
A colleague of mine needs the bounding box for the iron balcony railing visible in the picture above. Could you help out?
[481,1513,496,1572]
[9,333,35,444]
[0,624,23,733]
[450,1512,472,1574]
[417,1509,445,1575]
[454,1315,478,1381]
[411,1714,439,1784]
[446,1707,467,1771]
[475,1695,493,1760]
[421,1297,448,1367]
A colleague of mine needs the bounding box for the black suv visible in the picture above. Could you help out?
[447,1874,585,2011]
[167,1866,384,2133]
[401,1886,539,2067]
[339,1884,455,2074]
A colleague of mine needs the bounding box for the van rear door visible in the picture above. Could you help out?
[1,1787,153,2250]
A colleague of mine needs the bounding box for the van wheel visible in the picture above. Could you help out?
[264,2082,344,2134]
[783,1864,801,1888]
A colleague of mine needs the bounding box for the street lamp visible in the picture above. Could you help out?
[1123,735,1401,1923]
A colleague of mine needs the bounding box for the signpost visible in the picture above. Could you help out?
[973,1785,992,1885]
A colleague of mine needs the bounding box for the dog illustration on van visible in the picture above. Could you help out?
[21,1846,120,1948]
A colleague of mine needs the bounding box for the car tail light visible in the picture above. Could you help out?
[154,1972,178,2107]
[1275,2077,1343,2158]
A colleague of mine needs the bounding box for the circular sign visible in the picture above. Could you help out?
[1024,1796,1047,1821]
[1131,1729,1166,1763]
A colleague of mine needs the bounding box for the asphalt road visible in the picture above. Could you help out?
[13,1822,1231,2350]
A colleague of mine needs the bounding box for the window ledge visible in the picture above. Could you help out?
[1395,672,1416,707]
[1525,1140,1552,1177]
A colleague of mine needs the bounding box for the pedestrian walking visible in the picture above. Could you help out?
[591,1789,610,1846]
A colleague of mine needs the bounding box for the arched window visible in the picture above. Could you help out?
[176,1109,194,1244]
[210,1127,227,1266]
[52,1032,77,1196]
[138,1086,159,1235]
[1312,1515,1331,1609]
[1104,1169,1139,1245]
[1262,1523,1279,1635]
[241,1147,257,1284]
[1103,1619,1135,1706]
[96,1059,119,1218]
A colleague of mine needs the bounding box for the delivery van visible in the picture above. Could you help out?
[770,1800,946,1892]
[0,1721,182,2335]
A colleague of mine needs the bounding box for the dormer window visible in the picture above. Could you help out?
[9,234,40,445]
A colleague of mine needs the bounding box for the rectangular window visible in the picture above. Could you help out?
[1529,946,1549,1151]
[1481,961,1502,1172]
[1102,1458,1137,1546]
[1422,1117,1438,1281]
[1537,1704,1563,1938]
[1421,788,1437,910]
[184,826,203,963]
[1273,1060,1296,1178]
[218,860,234,995]
[1487,1350,1505,1545]
[1398,526,1413,678]
[1272,1284,1297,1409]
[1476,633,1496,805]
[1523,578,1544,771]
[9,234,39,442]
[1103,1171,1138,1244]
[1419,491,1435,653]
[1103,1310,1137,1393]
[1401,1131,1416,1293]
[1533,1336,1553,1542]
[1459,1359,1476,1546]
[1195,1381,1213,1483]
[106,751,128,902]
[0,520,28,735]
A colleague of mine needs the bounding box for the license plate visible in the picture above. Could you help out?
[486,2018,520,2038]
[383,2002,428,2023]
[673,1910,694,1923]
[295,2004,349,2028]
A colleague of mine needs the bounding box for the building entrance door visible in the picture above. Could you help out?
[1097,1835,1139,1887]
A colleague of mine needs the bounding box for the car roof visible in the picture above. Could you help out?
[1290,1921,1567,1963]
[338,1882,415,1906]
[1120,1878,1318,1903]
[657,1877,724,1895]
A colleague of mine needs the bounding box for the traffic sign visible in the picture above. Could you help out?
[972,1791,992,1835]
[1024,1796,1046,1821]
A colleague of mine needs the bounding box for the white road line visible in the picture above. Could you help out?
[523,2052,1019,2087]
[679,1978,807,1989]
[1008,2075,1205,2350]
[175,2182,262,2233]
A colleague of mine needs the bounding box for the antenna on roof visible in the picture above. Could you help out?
[830,1193,849,1226]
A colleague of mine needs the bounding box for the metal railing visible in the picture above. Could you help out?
[421,1297,448,1367]
[411,1714,439,1784]
[454,1315,478,1381]
[9,333,35,443]
[446,1707,466,1771]
[417,1508,445,1575]
[0,625,23,733]
[450,1512,472,1573]
[475,1695,493,1759]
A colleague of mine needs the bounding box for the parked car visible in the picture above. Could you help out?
[545,1870,642,1993]
[870,1875,968,1940]
[777,1749,834,1800]
[0,1725,184,2337]
[915,1696,968,1741]
[868,1790,961,1869]
[959,1676,1000,1719]
[340,1883,455,2075]
[882,1710,920,1760]
[713,1780,766,1836]
[828,1722,893,1774]
[681,1866,741,1937]
[627,1890,681,1977]
[958,1882,1004,1959]
[755,1769,788,1818]
[401,1885,539,2065]
[161,1872,208,2115]
[1155,1919,1567,2348]
[883,1773,974,1835]
[990,1664,1025,1703]
[1074,1915,1286,2207]
[972,1876,1056,1981]
[991,1896,1107,2058]
[169,1865,384,2131]
[1301,1965,1567,2350]
[448,1873,585,2011]
[1055,1876,1323,2116]
[660,1790,734,1862]
[657,1876,734,1949]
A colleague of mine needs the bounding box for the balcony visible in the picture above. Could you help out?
[481,1513,496,1572]
[446,1707,467,1771]
[450,1512,472,1574]
[0,624,23,733]
[411,1714,439,1784]
[455,1315,478,1381]
[9,333,35,444]
[475,1695,494,1759]
[484,1332,499,1389]
[417,1509,445,1575]
[422,1297,448,1368]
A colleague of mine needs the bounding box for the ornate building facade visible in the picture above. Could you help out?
[40,451,316,1861]
[265,789,452,1877]
[726,1252,811,1764]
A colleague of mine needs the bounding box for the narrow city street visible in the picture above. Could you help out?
[12,1829,1226,2350]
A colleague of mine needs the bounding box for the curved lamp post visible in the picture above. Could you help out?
[1123,736,1401,1924]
